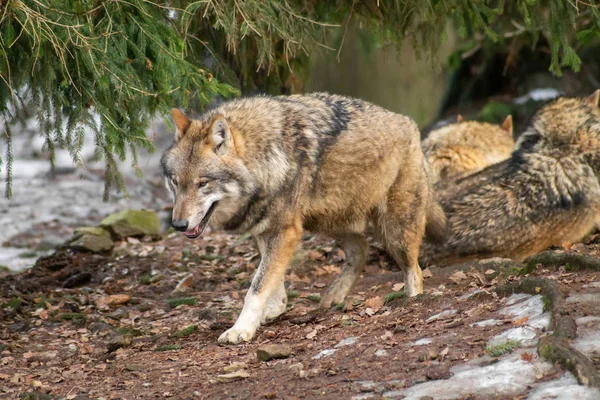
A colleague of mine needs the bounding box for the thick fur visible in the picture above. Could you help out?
[421,91,600,265]
[161,93,445,343]
[422,116,514,183]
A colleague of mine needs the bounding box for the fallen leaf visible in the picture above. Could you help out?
[365,296,384,313]
[172,274,194,294]
[97,294,131,309]
[484,269,496,275]
[306,329,318,340]
[288,273,311,284]
[439,346,449,359]
[521,352,534,363]
[422,268,433,278]
[449,271,467,284]
[392,283,405,292]
[513,316,529,326]
[323,265,341,274]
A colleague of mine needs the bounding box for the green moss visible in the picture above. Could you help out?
[18,251,38,258]
[155,344,182,352]
[199,254,225,261]
[4,297,23,309]
[59,312,86,320]
[538,341,556,361]
[34,296,50,309]
[486,340,521,357]
[334,303,344,311]
[564,263,580,272]
[385,291,405,304]
[172,325,197,338]
[117,326,144,337]
[19,391,54,400]
[287,291,300,300]
[541,294,552,312]
[167,297,197,308]
[306,295,322,303]
[139,272,152,285]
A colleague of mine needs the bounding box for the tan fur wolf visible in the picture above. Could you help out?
[421,115,514,182]
[161,93,446,343]
[421,90,600,266]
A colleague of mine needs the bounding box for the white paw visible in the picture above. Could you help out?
[217,326,256,344]
[263,297,287,320]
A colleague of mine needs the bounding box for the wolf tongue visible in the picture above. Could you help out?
[185,224,200,236]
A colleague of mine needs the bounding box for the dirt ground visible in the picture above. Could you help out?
[1,230,599,399]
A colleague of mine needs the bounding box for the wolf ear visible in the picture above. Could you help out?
[585,89,600,107]
[172,108,191,141]
[209,115,232,156]
[456,115,464,123]
[501,115,513,135]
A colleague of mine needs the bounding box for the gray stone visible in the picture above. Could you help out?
[100,209,160,239]
[257,343,292,361]
[70,234,113,253]
[73,226,111,239]
[107,334,133,352]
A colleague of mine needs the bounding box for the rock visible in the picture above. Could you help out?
[107,334,133,352]
[223,362,247,373]
[374,349,388,357]
[428,348,439,360]
[288,362,304,372]
[335,337,358,347]
[257,344,292,361]
[100,209,161,239]
[313,349,338,360]
[73,226,112,239]
[70,235,114,253]
[113,246,135,258]
[216,370,249,383]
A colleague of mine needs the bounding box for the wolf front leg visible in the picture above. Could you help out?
[218,221,302,344]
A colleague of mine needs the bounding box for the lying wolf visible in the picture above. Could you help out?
[161,93,445,343]
[422,115,514,183]
[421,90,600,265]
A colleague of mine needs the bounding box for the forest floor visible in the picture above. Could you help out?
[2,226,600,400]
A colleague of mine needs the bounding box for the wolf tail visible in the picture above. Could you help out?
[424,198,446,244]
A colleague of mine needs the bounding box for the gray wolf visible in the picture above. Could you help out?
[421,90,600,265]
[421,115,514,182]
[160,93,445,343]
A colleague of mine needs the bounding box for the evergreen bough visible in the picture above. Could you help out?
[1,1,599,198]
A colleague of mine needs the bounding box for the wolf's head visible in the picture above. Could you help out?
[514,90,600,159]
[160,108,252,238]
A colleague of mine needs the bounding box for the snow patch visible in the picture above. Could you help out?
[527,372,600,399]
[384,351,554,399]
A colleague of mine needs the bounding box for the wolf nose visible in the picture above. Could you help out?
[172,219,189,231]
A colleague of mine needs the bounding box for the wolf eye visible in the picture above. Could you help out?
[171,177,178,187]
[198,179,210,188]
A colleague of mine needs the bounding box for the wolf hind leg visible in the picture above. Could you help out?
[375,186,427,297]
[319,233,368,308]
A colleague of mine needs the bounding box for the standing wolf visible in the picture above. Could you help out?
[422,115,514,183]
[421,91,600,265]
[161,93,445,343]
